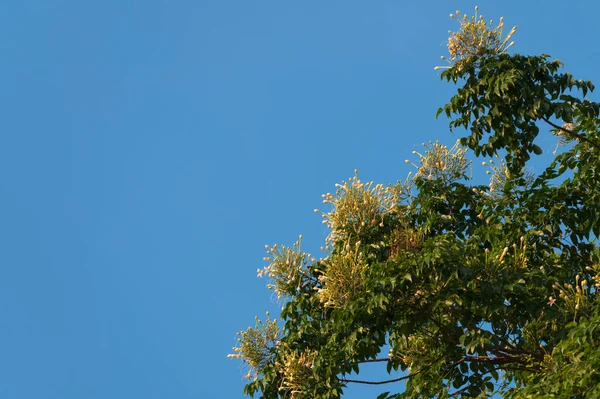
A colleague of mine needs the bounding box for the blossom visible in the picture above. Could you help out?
[228,314,280,380]
[436,7,517,70]
[257,237,310,300]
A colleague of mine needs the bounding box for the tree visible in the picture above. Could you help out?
[229,8,600,398]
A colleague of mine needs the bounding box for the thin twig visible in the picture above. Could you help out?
[342,355,444,385]
[542,117,600,151]
[342,375,412,385]
[357,358,390,364]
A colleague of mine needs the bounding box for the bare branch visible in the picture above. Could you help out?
[357,357,390,364]
[342,355,444,385]
[342,374,412,385]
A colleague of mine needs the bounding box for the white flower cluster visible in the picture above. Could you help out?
[276,348,318,399]
[316,239,367,308]
[552,274,593,315]
[406,141,470,182]
[390,332,431,371]
[482,157,508,194]
[229,314,280,380]
[258,236,312,300]
[494,236,530,269]
[436,7,516,70]
[482,156,533,197]
[316,171,397,244]
[310,171,416,307]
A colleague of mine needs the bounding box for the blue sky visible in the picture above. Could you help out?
[0,1,598,398]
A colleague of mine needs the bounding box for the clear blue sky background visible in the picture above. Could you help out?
[0,1,598,398]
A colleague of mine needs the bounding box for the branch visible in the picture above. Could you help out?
[542,117,600,151]
[342,355,444,385]
[342,375,412,385]
[357,358,390,364]
[495,347,544,362]
[461,355,542,373]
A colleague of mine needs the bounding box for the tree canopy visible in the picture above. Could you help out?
[230,8,600,398]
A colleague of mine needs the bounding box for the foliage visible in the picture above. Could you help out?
[230,8,600,398]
